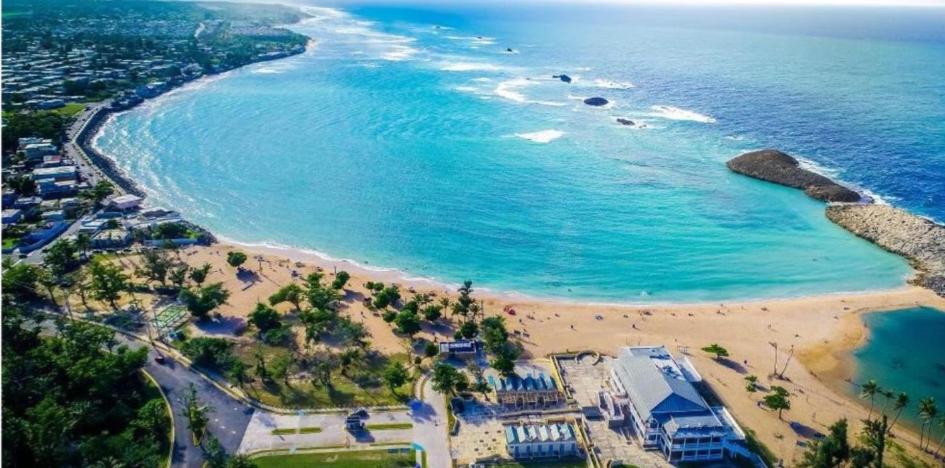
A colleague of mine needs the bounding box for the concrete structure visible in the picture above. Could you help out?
[504,422,580,460]
[32,165,77,181]
[109,194,144,210]
[489,372,563,408]
[610,346,748,463]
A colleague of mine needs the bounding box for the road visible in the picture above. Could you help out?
[117,336,255,468]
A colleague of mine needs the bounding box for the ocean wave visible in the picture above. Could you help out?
[514,129,564,143]
[445,34,497,46]
[649,105,716,123]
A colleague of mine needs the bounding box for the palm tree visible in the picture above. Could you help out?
[75,233,92,260]
[888,392,909,433]
[860,380,881,420]
[919,397,938,450]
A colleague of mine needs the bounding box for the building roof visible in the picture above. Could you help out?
[664,413,727,437]
[438,339,479,354]
[612,346,709,421]
[492,372,557,393]
[505,422,575,444]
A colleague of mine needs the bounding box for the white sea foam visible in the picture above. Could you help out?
[453,85,481,93]
[649,105,716,123]
[494,78,565,106]
[590,78,634,89]
[439,61,506,72]
[445,34,497,45]
[514,129,564,143]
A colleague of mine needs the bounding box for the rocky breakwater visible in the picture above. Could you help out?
[727,149,945,297]
[727,149,861,202]
[827,205,945,296]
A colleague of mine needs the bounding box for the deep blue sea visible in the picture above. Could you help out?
[853,307,945,437]
[94,2,945,302]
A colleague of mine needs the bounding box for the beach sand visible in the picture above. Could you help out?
[137,242,945,464]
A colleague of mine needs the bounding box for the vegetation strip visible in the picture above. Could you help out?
[271,426,322,435]
[365,422,414,430]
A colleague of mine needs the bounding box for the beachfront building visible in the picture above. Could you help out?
[109,194,144,211]
[489,372,563,409]
[438,339,481,359]
[504,422,580,460]
[610,346,749,464]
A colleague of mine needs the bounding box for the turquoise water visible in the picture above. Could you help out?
[854,308,945,436]
[91,3,942,302]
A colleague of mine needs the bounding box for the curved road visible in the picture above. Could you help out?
[120,336,255,468]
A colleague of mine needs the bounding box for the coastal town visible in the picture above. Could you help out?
[4,1,945,468]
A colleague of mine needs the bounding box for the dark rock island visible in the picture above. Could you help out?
[553,74,572,83]
[726,148,945,298]
[726,149,861,203]
[583,97,608,106]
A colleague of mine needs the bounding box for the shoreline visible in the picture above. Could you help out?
[158,241,945,464]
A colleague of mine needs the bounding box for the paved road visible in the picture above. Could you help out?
[118,336,255,468]
[411,377,451,468]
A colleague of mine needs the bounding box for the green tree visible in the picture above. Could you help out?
[189,262,212,285]
[490,342,520,378]
[248,302,281,333]
[458,320,479,340]
[745,374,758,393]
[480,316,509,352]
[88,259,128,309]
[799,418,850,468]
[137,248,174,286]
[764,386,791,420]
[701,343,730,361]
[81,181,114,206]
[2,261,41,303]
[394,310,421,337]
[44,239,78,276]
[310,352,338,389]
[132,399,170,442]
[226,251,247,270]
[75,233,92,259]
[383,361,409,394]
[424,342,439,359]
[270,354,292,384]
[36,267,59,306]
[178,282,230,320]
[268,283,304,311]
[451,280,475,319]
[180,337,234,370]
[181,383,211,444]
[331,270,350,290]
[422,304,443,322]
[228,360,248,388]
[860,380,881,420]
[919,397,938,450]
[888,392,909,433]
[169,264,189,289]
[431,362,464,396]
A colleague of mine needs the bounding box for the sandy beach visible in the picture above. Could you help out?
[132,240,945,465]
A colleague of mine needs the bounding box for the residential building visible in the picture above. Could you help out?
[109,194,144,210]
[610,346,748,463]
[2,208,23,225]
[504,422,580,459]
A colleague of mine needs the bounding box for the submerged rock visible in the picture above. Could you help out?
[826,204,945,297]
[583,97,608,107]
[726,149,861,203]
[553,74,572,83]
[616,118,634,126]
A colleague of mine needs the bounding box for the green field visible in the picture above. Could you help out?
[271,426,322,435]
[252,448,416,468]
[52,102,88,117]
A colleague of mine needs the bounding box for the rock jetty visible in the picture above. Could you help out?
[726,149,861,203]
[584,97,608,106]
[827,204,945,296]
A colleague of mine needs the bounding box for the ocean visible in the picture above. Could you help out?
[93,2,945,302]
[854,307,945,437]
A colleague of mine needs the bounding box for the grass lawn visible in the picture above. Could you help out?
[3,236,21,250]
[252,448,415,468]
[366,422,413,431]
[53,102,89,117]
[271,426,322,435]
[234,343,413,409]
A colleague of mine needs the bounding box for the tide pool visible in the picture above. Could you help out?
[91,3,937,302]
[854,308,945,437]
